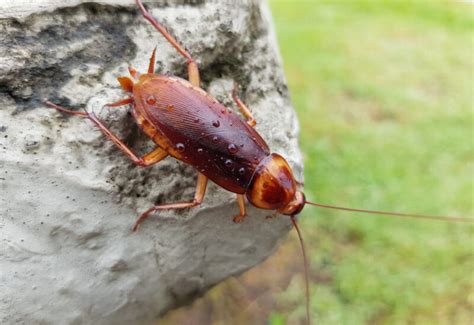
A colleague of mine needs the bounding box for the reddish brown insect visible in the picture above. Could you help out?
[46,1,307,230]
[45,1,473,324]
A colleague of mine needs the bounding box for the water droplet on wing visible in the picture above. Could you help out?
[228,144,238,154]
[176,143,185,152]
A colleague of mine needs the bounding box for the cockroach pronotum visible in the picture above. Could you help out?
[45,1,473,323]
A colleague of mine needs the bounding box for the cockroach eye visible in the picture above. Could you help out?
[146,95,156,105]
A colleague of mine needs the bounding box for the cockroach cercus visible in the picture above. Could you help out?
[45,1,473,324]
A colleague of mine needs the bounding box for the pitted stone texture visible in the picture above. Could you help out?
[0,1,303,324]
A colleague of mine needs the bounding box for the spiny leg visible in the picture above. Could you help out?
[233,194,247,223]
[136,0,200,86]
[45,101,167,167]
[139,147,168,166]
[128,67,139,79]
[148,47,157,73]
[104,97,133,108]
[133,173,208,231]
[232,83,256,127]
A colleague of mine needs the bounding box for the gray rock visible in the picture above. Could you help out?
[0,0,302,324]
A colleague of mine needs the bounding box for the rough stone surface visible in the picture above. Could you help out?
[0,1,303,324]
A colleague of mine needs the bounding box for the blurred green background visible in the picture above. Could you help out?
[162,0,473,324]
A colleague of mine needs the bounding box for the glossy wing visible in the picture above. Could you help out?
[133,75,270,193]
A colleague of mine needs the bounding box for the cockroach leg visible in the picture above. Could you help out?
[45,100,88,117]
[104,97,133,108]
[85,113,169,167]
[132,173,208,231]
[117,77,134,92]
[45,101,168,167]
[128,67,139,79]
[187,62,200,88]
[232,82,256,127]
[232,194,248,223]
[138,147,168,167]
[148,47,157,74]
[135,0,200,86]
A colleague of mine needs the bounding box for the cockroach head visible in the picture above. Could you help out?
[246,153,305,216]
[279,191,306,215]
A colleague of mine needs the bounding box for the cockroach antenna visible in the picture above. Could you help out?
[304,201,473,223]
[291,215,310,325]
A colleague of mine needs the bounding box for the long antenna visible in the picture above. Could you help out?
[305,201,473,223]
[290,215,311,325]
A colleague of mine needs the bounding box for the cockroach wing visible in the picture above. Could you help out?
[133,75,270,194]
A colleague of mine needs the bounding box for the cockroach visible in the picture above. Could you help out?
[45,1,473,323]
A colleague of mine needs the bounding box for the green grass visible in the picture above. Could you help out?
[270,0,474,324]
